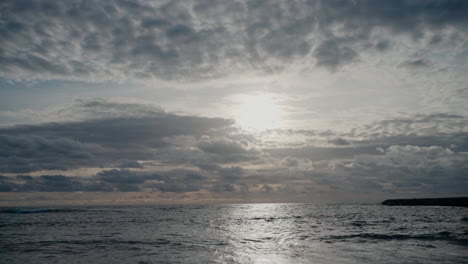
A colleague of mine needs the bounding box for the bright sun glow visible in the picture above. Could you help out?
[237,95,283,131]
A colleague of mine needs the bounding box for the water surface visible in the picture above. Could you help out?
[1,204,467,263]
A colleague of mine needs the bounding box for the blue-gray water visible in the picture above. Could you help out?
[1,204,467,264]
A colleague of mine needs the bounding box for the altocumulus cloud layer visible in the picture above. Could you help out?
[0,0,467,205]
[1,0,467,80]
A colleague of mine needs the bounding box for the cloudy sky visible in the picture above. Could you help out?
[0,0,467,206]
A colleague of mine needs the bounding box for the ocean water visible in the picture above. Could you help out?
[1,204,467,264]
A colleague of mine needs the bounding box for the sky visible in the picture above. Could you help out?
[0,0,467,206]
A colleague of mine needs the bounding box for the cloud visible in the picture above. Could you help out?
[197,140,249,155]
[383,145,454,158]
[301,144,467,195]
[118,160,144,169]
[261,184,274,192]
[197,163,245,180]
[9,175,84,192]
[57,98,166,120]
[0,98,466,199]
[211,183,236,193]
[150,182,202,193]
[142,169,210,193]
[1,173,112,192]
[267,146,381,161]
[0,156,70,173]
[0,134,92,158]
[196,139,261,163]
[398,58,432,69]
[328,137,351,146]
[0,98,234,173]
[0,135,95,173]
[0,181,14,192]
[1,0,466,81]
[0,168,209,193]
[313,39,358,71]
[97,169,164,192]
[251,112,468,197]
[355,113,468,136]
[98,169,160,184]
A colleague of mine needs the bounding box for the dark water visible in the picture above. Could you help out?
[1,204,467,264]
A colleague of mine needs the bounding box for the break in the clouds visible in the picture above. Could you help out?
[0,0,467,205]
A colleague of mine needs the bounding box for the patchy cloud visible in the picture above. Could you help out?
[0,0,467,81]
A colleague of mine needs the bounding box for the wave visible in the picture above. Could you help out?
[325,232,468,246]
[249,215,304,221]
[2,238,174,253]
[0,208,86,214]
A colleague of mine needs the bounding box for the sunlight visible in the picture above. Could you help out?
[237,95,283,131]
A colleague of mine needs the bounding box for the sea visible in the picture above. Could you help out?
[1,203,467,264]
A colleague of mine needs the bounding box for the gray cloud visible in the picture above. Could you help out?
[0,98,466,198]
[7,175,84,192]
[313,39,358,71]
[267,146,381,161]
[284,144,468,197]
[57,98,166,120]
[0,135,95,173]
[328,137,351,146]
[197,163,245,180]
[98,169,161,184]
[150,182,202,193]
[196,139,260,163]
[252,112,468,196]
[118,160,144,169]
[2,173,122,192]
[97,169,164,192]
[0,168,209,193]
[0,134,92,158]
[211,183,236,193]
[0,98,234,173]
[1,0,467,81]
[398,58,432,69]
[144,169,208,193]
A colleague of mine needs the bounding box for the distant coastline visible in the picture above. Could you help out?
[382,197,468,207]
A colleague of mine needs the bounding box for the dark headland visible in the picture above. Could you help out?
[382,197,468,207]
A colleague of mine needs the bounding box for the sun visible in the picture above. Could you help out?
[237,95,283,131]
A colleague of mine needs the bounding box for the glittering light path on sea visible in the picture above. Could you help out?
[1,204,467,263]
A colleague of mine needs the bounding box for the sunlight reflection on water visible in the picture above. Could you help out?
[1,203,467,264]
[222,204,296,263]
